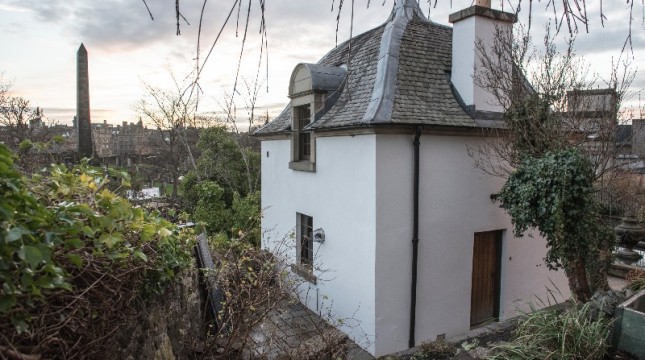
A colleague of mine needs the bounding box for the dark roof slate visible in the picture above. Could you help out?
[390,17,473,127]
[310,26,385,129]
[256,0,476,135]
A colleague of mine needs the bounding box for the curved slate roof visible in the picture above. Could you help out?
[289,64,347,96]
[255,0,475,136]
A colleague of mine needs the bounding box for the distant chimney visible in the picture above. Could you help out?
[449,4,516,114]
[633,119,645,156]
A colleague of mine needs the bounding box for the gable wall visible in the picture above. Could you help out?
[374,133,570,356]
[261,135,378,353]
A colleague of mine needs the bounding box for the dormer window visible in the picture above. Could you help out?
[288,63,347,172]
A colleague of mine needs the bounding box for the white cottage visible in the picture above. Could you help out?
[255,0,570,356]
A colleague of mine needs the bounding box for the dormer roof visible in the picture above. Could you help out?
[289,63,347,98]
[256,0,476,136]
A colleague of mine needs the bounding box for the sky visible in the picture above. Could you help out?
[1,0,645,127]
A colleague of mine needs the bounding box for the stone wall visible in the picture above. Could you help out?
[104,266,204,360]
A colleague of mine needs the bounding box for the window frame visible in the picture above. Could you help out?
[295,104,312,161]
[293,212,316,283]
[289,95,316,172]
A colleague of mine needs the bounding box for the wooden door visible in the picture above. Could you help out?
[470,231,502,327]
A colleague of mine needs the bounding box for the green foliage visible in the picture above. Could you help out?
[180,171,202,213]
[499,149,596,268]
[181,126,261,247]
[195,126,259,198]
[191,180,261,247]
[0,143,193,334]
[18,139,33,151]
[193,180,230,235]
[0,144,58,315]
[489,303,611,359]
[498,148,613,300]
[229,191,261,247]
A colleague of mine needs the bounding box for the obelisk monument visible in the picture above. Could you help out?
[77,43,93,158]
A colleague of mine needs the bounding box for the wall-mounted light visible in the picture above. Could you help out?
[313,228,325,243]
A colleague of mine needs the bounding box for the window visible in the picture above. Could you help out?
[295,104,311,161]
[297,106,311,160]
[296,212,314,272]
[289,103,315,172]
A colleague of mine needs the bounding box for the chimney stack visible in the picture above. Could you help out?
[449,4,516,114]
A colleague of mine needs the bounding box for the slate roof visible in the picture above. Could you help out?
[255,0,476,135]
[293,64,347,94]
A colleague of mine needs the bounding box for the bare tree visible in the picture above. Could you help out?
[469,23,638,299]
[137,71,209,196]
[471,23,635,181]
[0,76,46,147]
[0,75,55,173]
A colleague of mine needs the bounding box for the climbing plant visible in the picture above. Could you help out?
[498,148,613,302]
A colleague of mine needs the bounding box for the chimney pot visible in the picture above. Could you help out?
[476,0,491,7]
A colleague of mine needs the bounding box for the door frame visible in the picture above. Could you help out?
[470,230,503,328]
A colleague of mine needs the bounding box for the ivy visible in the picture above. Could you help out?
[498,148,613,301]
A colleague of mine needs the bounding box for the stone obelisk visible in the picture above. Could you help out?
[77,43,93,158]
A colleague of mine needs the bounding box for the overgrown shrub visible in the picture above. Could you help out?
[489,303,611,359]
[204,236,356,359]
[626,268,645,292]
[206,239,289,357]
[192,180,230,234]
[417,338,456,359]
[0,144,193,359]
[190,179,261,247]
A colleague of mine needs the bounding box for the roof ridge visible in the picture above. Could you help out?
[362,0,424,123]
[392,0,425,21]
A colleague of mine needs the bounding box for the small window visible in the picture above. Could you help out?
[296,213,314,269]
[295,105,311,161]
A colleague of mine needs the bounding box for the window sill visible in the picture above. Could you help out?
[289,161,316,172]
[290,264,317,284]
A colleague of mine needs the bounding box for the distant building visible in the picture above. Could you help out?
[47,119,154,166]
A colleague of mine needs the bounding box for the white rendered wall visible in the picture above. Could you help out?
[451,18,477,107]
[261,136,377,353]
[373,134,570,356]
[451,16,510,113]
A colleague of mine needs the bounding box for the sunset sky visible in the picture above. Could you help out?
[1,0,644,127]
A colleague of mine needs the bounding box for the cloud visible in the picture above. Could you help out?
[7,0,177,51]
[0,3,31,12]
[574,27,645,55]
[7,0,70,22]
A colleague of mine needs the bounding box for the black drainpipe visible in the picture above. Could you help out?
[409,126,421,349]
